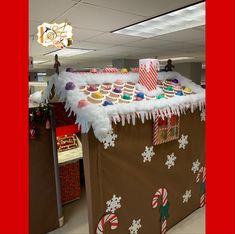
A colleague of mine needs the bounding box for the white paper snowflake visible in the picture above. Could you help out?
[191,159,201,174]
[129,219,142,234]
[165,153,177,169]
[106,195,121,213]
[102,130,118,149]
[182,190,192,203]
[141,146,155,162]
[178,134,189,149]
[200,109,206,122]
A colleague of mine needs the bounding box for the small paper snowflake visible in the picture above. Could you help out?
[182,190,191,203]
[106,195,121,213]
[178,134,189,149]
[102,130,118,149]
[129,219,141,234]
[200,109,206,122]
[191,159,201,174]
[141,146,155,162]
[165,153,177,169]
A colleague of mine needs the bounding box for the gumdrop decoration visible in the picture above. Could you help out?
[65,82,76,91]
[77,99,89,108]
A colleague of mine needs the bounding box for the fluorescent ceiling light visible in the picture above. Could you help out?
[37,72,47,76]
[44,48,94,57]
[112,1,205,38]
[158,57,195,62]
[33,60,50,64]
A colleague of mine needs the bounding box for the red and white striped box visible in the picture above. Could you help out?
[139,59,159,91]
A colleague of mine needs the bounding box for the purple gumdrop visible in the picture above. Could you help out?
[65,82,76,90]
[113,88,122,93]
[172,79,179,84]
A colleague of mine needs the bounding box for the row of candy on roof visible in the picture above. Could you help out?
[66,67,138,73]
[65,77,192,107]
[158,79,193,98]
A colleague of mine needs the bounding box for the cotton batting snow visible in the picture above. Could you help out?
[42,70,205,142]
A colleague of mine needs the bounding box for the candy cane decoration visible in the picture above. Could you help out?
[196,166,206,207]
[152,188,169,234]
[152,114,159,145]
[96,213,118,234]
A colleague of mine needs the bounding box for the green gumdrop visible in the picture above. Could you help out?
[122,94,131,100]
[166,86,173,91]
[157,94,165,99]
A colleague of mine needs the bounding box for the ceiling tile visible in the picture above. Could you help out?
[29,38,56,56]
[124,38,181,49]
[72,27,104,42]
[85,33,142,45]
[56,3,147,31]
[82,0,201,17]
[29,0,77,22]
[72,41,115,50]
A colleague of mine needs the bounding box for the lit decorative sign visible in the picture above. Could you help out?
[37,21,73,49]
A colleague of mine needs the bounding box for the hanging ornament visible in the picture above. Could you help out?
[45,118,51,129]
[29,127,36,139]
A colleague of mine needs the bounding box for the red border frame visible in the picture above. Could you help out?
[1,0,28,233]
[206,0,235,233]
[1,0,235,233]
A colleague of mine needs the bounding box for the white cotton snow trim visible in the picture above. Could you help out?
[43,70,205,142]
[135,83,163,97]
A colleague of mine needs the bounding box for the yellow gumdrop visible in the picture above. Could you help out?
[92,92,104,99]
[184,87,192,93]
[120,68,128,73]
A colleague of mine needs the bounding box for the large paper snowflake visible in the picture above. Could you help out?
[165,153,177,169]
[106,195,122,213]
[178,134,189,149]
[129,219,142,234]
[182,190,191,203]
[200,109,206,122]
[102,130,118,149]
[191,159,201,174]
[141,146,155,162]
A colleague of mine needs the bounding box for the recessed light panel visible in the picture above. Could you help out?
[112,1,205,38]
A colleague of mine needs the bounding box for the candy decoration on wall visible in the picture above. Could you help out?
[196,166,206,207]
[96,213,119,234]
[139,59,158,91]
[152,115,159,146]
[152,188,169,234]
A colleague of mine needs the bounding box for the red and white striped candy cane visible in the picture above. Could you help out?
[152,188,168,234]
[96,213,118,234]
[152,113,159,145]
[196,166,206,207]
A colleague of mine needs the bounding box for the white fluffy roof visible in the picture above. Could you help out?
[43,71,205,141]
